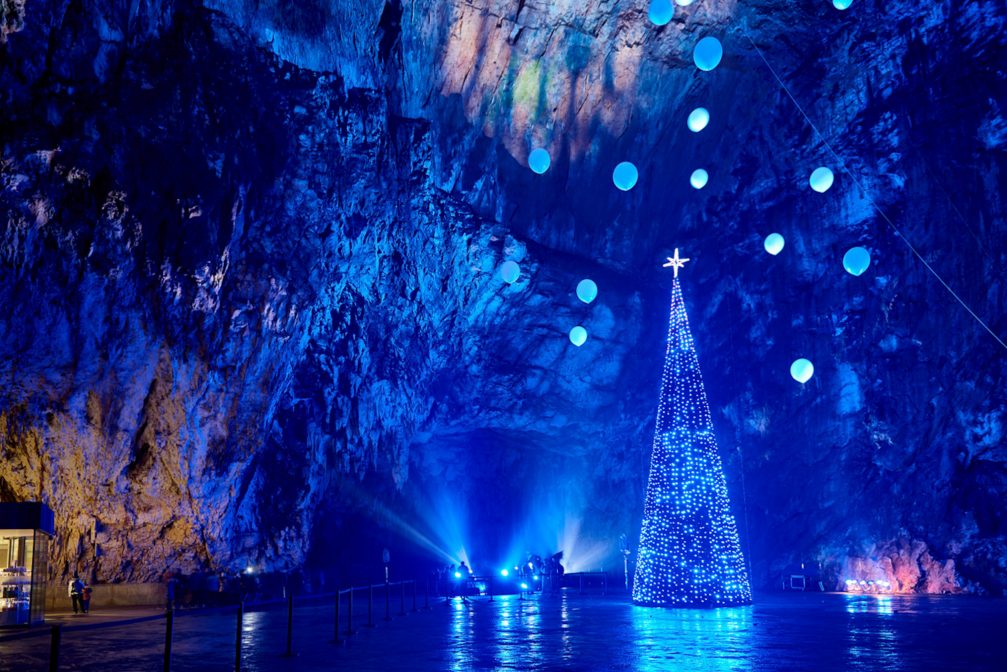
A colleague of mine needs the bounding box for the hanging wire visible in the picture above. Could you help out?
[739,28,1007,353]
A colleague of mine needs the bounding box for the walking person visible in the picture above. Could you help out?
[81,581,92,614]
[68,574,84,614]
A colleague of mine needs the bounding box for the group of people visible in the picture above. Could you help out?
[68,573,92,615]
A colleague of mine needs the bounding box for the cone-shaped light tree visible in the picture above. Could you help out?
[632,250,752,607]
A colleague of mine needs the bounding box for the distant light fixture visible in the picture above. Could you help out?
[648,0,673,26]
[500,569,509,577]
[833,0,853,9]
[693,36,724,72]
[843,247,871,276]
[533,575,539,581]
[790,358,815,384]
[576,279,598,304]
[569,326,588,347]
[454,571,462,579]
[690,169,709,190]
[764,233,785,256]
[521,582,529,590]
[613,162,639,191]
[687,107,709,133]
[809,167,834,193]
[500,260,521,284]
[244,566,254,575]
[528,148,551,174]
[675,0,695,5]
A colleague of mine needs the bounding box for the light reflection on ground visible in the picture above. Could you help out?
[2,592,1004,671]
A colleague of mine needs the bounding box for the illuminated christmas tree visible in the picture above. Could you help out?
[632,250,752,607]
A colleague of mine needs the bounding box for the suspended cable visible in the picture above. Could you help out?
[739,28,1007,353]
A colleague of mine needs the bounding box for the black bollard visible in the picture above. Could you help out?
[235,601,244,671]
[412,580,418,612]
[489,578,494,603]
[284,592,294,657]
[163,607,174,672]
[399,581,406,616]
[384,583,391,621]
[424,579,430,610]
[347,588,354,636]
[367,584,375,628]
[333,591,341,644]
[48,623,61,672]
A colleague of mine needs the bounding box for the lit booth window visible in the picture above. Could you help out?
[0,502,55,627]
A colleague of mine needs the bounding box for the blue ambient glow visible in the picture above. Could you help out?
[791,358,815,384]
[500,260,521,284]
[690,169,709,190]
[687,107,710,132]
[648,0,673,26]
[613,162,639,191]
[833,0,853,9]
[764,233,785,255]
[569,326,588,347]
[528,148,551,174]
[693,37,724,72]
[576,279,598,304]
[843,247,871,276]
[810,167,835,193]
[633,279,752,607]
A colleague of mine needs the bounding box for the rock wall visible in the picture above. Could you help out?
[1,1,1005,593]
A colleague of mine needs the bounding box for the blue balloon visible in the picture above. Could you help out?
[810,167,834,193]
[764,233,785,256]
[500,260,521,284]
[569,326,588,347]
[648,0,673,26]
[613,162,639,191]
[843,247,871,276]
[528,148,551,174]
[576,279,598,304]
[687,107,709,132]
[790,358,815,384]
[694,36,723,72]
[690,169,709,190]
[833,0,853,9]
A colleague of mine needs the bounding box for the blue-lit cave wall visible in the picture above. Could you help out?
[1,1,1005,593]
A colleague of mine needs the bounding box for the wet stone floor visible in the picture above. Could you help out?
[2,591,1005,671]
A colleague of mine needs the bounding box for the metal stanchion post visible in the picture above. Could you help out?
[489,578,494,602]
[347,588,354,636]
[385,583,391,621]
[333,591,341,644]
[163,607,174,672]
[284,592,294,657]
[48,624,61,672]
[367,584,375,627]
[412,580,418,612]
[235,601,244,671]
[399,581,406,616]
[424,579,430,610]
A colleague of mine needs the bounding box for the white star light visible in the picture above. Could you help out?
[663,248,691,278]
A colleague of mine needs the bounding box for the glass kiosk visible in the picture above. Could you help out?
[0,502,54,627]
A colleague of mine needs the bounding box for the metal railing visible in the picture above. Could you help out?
[0,578,429,672]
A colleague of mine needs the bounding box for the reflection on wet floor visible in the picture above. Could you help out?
[2,591,1005,671]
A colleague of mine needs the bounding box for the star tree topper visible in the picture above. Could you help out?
[663,248,690,277]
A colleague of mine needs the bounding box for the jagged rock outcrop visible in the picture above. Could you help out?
[1,0,1004,593]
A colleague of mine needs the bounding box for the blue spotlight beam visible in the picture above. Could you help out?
[632,277,752,607]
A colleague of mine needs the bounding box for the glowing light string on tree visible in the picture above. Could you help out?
[633,251,752,607]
